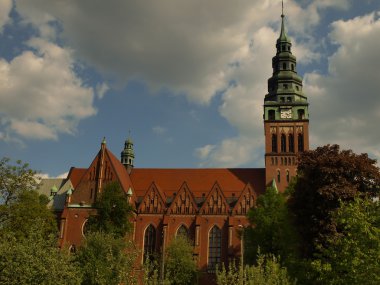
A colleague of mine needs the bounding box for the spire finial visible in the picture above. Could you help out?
[282,0,284,17]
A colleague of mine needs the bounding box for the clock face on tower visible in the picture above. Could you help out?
[280,109,292,119]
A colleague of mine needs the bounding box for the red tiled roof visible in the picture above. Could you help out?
[67,167,87,188]
[130,168,265,198]
[105,148,134,196]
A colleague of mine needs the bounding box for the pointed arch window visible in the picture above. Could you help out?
[289,134,294,152]
[268,110,275,120]
[286,170,290,183]
[144,225,156,261]
[281,134,287,152]
[208,226,222,272]
[298,133,304,152]
[271,134,277,153]
[177,225,188,238]
[277,170,281,183]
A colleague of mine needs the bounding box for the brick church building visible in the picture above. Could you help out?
[40,10,309,283]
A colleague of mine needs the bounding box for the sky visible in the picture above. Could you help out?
[0,0,379,177]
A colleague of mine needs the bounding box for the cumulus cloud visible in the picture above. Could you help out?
[0,38,97,140]
[305,11,380,160]
[14,0,344,105]
[11,0,361,166]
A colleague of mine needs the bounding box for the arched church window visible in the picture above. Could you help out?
[144,225,156,261]
[291,64,294,71]
[177,225,188,238]
[277,170,281,183]
[272,134,277,153]
[208,226,222,272]
[289,134,294,152]
[298,133,304,152]
[286,170,290,183]
[282,62,286,70]
[268,110,275,120]
[281,134,286,152]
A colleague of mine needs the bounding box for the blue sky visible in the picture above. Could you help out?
[0,0,379,177]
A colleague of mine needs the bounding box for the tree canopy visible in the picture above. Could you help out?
[85,181,133,237]
[289,144,380,256]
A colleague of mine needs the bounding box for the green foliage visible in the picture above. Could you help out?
[165,235,198,285]
[289,145,380,256]
[0,225,82,285]
[76,231,138,285]
[0,157,38,223]
[246,186,297,262]
[312,198,380,285]
[0,190,57,240]
[143,236,198,285]
[86,181,133,237]
[216,253,295,285]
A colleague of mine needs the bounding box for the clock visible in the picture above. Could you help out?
[280,109,292,119]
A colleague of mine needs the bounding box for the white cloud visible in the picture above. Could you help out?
[195,144,216,160]
[305,12,380,161]
[14,0,341,105]
[95,82,109,99]
[0,38,97,140]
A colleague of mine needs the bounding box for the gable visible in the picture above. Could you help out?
[137,182,166,214]
[233,183,257,216]
[167,182,198,215]
[200,182,230,215]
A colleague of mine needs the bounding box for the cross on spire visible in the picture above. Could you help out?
[282,0,284,17]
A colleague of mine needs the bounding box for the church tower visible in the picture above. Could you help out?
[264,7,309,192]
[121,136,135,174]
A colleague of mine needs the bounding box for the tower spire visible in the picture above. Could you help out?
[278,0,289,42]
[121,132,135,174]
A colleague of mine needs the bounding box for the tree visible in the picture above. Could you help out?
[0,190,57,240]
[76,231,138,285]
[0,157,38,223]
[143,236,198,285]
[164,235,198,285]
[246,186,298,264]
[85,182,133,237]
[312,198,380,285]
[216,253,295,285]
[289,144,380,256]
[0,225,82,285]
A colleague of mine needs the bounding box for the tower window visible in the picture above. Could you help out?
[286,170,290,182]
[289,134,294,152]
[298,109,305,119]
[144,225,156,261]
[298,133,304,152]
[208,226,222,272]
[281,134,286,152]
[282,45,285,51]
[282,63,286,70]
[268,110,275,120]
[291,64,294,71]
[283,84,288,89]
[271,157,274,165]
[280,97,285,103]
[296,86,299,91]
[272,134,277,153]
[287,97,291,102]
[277,170,281,183]
[275,157,278,165]
[284,157,287,165]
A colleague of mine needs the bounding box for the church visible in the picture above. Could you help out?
[39,10,309,283]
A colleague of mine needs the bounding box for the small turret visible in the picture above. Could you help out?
[121,135,135,174]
